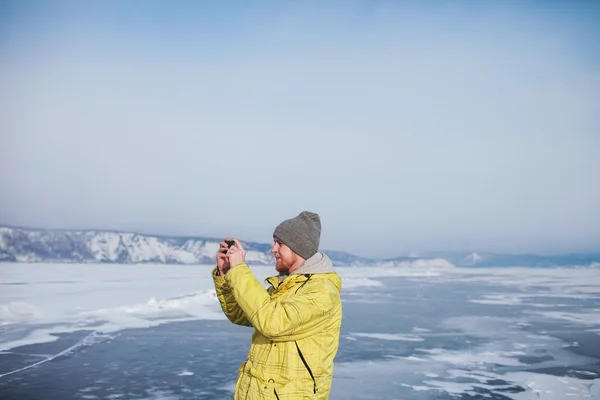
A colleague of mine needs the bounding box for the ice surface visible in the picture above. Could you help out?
[341,277,384,289]
[1,262,600,399]
[0,263,239,351]
[350,332,425,341]
[530,310,600,326]
[330,266,600,399]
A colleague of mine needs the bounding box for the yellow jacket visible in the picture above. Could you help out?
[213,252,343,399]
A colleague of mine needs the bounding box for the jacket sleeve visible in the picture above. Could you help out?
[212,266,253,327]
[224,263,341,342]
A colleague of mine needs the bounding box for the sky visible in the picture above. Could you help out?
[1,0,599,258]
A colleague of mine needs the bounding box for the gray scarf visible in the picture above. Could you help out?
[279,252,335,282]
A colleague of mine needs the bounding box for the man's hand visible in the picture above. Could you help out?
[216,238,232,276]
[226,239,246,269]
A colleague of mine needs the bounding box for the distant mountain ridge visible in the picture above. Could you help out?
[0,226,598,268]
[0,226,280,265]
[0,225,423,267]
[419,251,600,268]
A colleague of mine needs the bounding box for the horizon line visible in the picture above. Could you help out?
[1,223,599,258]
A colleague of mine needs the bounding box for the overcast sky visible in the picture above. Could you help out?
[1,1,599,258]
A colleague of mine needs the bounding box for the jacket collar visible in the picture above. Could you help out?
[264,252,335,289]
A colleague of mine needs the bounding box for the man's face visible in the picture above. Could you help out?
[271,238,298,274]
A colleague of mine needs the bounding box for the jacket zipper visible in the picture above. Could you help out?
[295,341,317,394]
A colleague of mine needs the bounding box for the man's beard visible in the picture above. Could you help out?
[275,259,290,274]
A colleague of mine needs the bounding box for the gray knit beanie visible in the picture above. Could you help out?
[273,211,321,259]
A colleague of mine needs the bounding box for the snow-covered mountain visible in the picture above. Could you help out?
[0,226,282,265]
[2,226,445,267]
[0,226,462,267]
[464,252,484,265]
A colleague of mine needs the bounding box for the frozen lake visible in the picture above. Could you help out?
[1,263,599,399]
